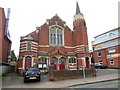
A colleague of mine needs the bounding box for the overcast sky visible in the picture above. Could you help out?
[0,0,119,56]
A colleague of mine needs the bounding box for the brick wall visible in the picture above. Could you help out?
[0,8,10,62]
[49,65,96,81]
[93,45,120,68]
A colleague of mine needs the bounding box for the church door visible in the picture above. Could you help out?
[51,57,58,70]
[85,57,89,68]
[25,56,32,69]
[59,57,65,70]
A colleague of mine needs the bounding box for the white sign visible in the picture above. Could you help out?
[43,64,47,68]
[94,30,118,44]
[38,64,42,68]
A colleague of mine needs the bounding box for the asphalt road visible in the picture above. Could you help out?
[69,79,120,88]
[2,72,49,86]
[2,69,119,88]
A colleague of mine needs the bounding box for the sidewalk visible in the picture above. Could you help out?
[33,73,119,88]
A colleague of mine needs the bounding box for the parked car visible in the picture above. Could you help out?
[95,63,107,69]
[23,67,41,83]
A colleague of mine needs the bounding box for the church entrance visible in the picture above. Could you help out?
[51,57,58,70]
[85,57,90,68]
[25,56,32,69]
[59,57,66,70]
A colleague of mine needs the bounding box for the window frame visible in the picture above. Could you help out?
[108,47,116,53]
[49,26,64,46]
[69,58,76,64]
[99,60,103,64]
[38,57,47,68]
[26,43,32,51]
[97,51,101,57]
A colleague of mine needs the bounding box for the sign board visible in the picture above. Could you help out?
[43,64,47,68]
[38,64,42,68]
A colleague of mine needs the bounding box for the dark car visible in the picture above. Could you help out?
[23,67,41,83]
[95,63,107,69]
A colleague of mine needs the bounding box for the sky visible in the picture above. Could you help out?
[0,0,119,56]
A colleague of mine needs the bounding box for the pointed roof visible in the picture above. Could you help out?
[51,14,63,21]
[76,1,81,14]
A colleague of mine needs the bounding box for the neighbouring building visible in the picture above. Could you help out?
[0,7,11,63]
[92,27,120,68]
[18,2,92,74]
[0,7,12,76]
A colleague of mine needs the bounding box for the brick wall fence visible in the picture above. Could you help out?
[49,65,96,81]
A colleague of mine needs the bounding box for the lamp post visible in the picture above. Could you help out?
[81,56,86,82]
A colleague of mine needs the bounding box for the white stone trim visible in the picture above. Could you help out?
[18,67,22,69]
[75,45,88,48]
[38,44,88,49]
[23,57,25,70]
[69,65,77,68]
[20,41,27,44]
[32,44,38,47]
[73,14,84,21]
[20,47,27,50]
[20,44,26,47]
[64,46,75,48]
[70,68,77,70]
[31,42,38,45]
[38,45,49,47]
[20,50,38,52]
[32,57,34,67]
[23,55,33,70]
[32,47,38,50]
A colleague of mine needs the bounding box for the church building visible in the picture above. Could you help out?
[18,2,91,74]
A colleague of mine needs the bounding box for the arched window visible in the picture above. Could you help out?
[49,26,64,46]
[27,43,31,51]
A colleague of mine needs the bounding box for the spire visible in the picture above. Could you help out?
[76,1,81,14]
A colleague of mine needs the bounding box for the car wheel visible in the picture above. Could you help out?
[37,78,40,82]
[98,67,101,69]
[24,79,27,83]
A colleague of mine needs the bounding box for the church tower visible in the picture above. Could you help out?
[73,1,88,46]
[73,2,90,68]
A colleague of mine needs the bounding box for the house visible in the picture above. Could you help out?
[0,7,12,75]
[92,27,120,68]
[17,2,92,75]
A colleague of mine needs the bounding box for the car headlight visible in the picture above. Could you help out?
[37,72,40,75]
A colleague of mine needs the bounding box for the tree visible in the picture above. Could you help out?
[11,50,17,61]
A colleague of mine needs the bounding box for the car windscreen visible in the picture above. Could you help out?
[27,68,39,72]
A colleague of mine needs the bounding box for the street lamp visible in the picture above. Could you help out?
[81,56,86,82]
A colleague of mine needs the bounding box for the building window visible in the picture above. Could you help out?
[110,59,114,65]
[99,60,103,64]
[84,47,87,53]
[69,58,76,64]
[38,58,47,68]
[60,34,62,44]
[108,47,115,53]
[50,34,52,44]
[97,51,101,57]
[49,26,64,46]
[27,43,31,51]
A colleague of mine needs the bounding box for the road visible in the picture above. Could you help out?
[69,80,119,88]
[2,69,119,88]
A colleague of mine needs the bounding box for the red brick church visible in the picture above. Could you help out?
[18,2,91,74]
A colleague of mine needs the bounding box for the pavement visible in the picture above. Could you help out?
[35,72,119,88]
[1,69,119,88]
